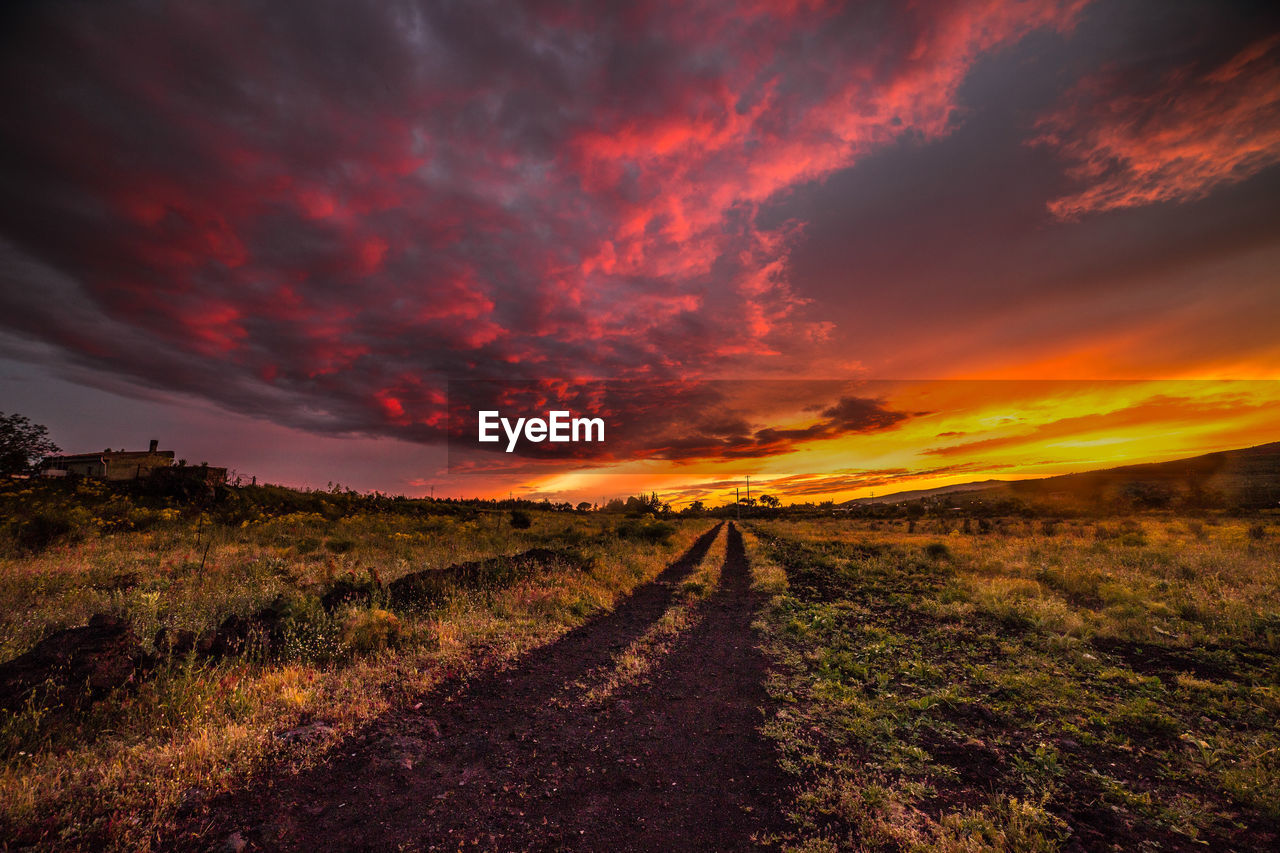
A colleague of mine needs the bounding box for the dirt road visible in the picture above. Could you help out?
[178,523,789,851]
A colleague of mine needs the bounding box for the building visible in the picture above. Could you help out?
[43,439,176,481]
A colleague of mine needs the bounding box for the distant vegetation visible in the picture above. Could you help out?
[841,441,1280,519]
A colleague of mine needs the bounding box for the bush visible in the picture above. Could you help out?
[340,608,403,655]
[509,509,532,529]
[616,518,674,545]
[924,542,950,561]
[324,537,356,554]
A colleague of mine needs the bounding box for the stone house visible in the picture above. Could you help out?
[42,439,176,481]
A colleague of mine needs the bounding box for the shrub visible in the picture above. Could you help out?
[924,542,950,561]
[340,608,403,655]
[9,510,87,553]
[615,518,674,545]
[509,509,532,529]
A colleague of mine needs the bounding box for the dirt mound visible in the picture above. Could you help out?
[320,577,375,611]
[157,598,295,661]
[0,613,150,716]
[388,546,590,606]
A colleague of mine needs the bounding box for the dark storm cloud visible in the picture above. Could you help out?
[3,0,1274,461]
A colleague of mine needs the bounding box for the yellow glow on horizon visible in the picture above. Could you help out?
[482,380,1280,506]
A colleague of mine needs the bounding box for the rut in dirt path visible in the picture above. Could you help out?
[179,522,789,852]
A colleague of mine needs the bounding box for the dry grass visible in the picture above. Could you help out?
[0,507,714,851]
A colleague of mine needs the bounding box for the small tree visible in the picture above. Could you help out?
[759,494,780,508]
[0,412,59,476]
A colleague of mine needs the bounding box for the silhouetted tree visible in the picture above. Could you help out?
[0,412,59,476]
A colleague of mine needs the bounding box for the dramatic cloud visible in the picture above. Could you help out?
[2,1,1278,500]
[0,0,1088,445]
[1036,34,1280,219]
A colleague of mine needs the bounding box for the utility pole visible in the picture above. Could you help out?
[746,475,750,507]
[735,487,740,521]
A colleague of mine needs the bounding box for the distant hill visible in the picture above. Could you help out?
[841,441,1280,511]
[842,480,1009,506]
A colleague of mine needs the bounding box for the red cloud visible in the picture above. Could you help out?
[0,0,1089,443]
[1035,34,1280,219]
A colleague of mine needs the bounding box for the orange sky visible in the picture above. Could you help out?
[501,381,1280,506]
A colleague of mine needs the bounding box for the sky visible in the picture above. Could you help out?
[1,0,1279,504]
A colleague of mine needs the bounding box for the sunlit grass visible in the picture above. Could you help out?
[0,505,714,851]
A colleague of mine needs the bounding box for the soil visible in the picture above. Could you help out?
[173,523,791,852]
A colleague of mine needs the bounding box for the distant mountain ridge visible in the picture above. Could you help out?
[840,441,1280,510]
[841,480,1009,506]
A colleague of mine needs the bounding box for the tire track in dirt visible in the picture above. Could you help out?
[178,522,789,851]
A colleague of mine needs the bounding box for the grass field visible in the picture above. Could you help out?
[2,476,1278,851]
[0,481,709,850]
[745,516,1280,851]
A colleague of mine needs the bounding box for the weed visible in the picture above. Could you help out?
[925,542,950,560]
